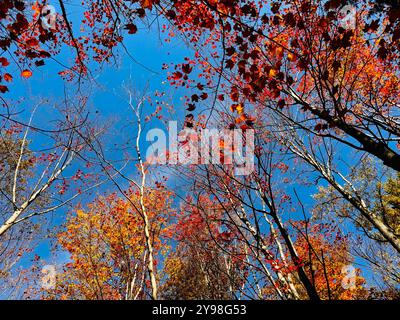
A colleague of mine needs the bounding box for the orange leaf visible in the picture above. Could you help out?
[287,52,297,62]
[141,0,156,9]
[21,70,32,78]
[269,68,278,78]
[240,113,248,122]
[275,47,284,58]
[236,103,244,114]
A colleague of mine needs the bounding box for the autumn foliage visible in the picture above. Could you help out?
[1,0,400,301]
[45,188,173,300]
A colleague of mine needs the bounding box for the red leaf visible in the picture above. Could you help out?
[26,38,39,47]
[125,23,138,34]
[187,104,196,111]
[0,57,10,67]
[172,71,183,80]
[0,85,9,93]
[182,63,193,74]
[3,73,12,82]
[35,60,45,67]
[200,92,208,100]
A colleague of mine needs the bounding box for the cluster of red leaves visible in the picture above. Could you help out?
[0,1,60,92]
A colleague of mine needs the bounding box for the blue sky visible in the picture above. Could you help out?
[3,9,194,278]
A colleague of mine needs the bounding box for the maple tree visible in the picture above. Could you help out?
[166,140,317,300]
[42,188,173,300]
[291,222,367,300]
[162,195,247,299]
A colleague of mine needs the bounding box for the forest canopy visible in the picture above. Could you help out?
[0,0,399,300]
